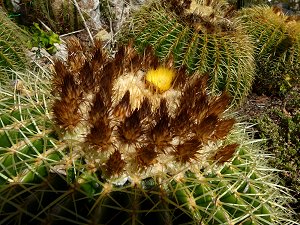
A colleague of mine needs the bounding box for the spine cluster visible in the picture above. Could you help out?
[0,9,29,74]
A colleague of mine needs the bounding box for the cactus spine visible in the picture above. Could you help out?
[121,0,255,105]
[0,9,29,77]
[0,38,297,224]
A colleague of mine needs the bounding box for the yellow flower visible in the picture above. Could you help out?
[145,67,175,92]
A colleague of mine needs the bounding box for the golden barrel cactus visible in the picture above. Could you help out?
[0,38,297,224]
[120,0,256,105]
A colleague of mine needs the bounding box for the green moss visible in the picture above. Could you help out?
[253,91,300,218]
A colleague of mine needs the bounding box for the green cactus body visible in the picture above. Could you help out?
[0,38,297,224]
[0,10,29,77]
[122,0,255,105]
[238,6,300,95]
[3,0,85,34]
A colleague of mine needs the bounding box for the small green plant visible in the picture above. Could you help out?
[0,38,298,224]
[120,0,256,106]
[30,23,61,55]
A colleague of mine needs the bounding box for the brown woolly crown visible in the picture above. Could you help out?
[52,37,238,183]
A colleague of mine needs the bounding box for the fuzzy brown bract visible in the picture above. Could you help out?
[52,37,237,182]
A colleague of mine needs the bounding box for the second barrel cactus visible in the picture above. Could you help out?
[121,0,256,105]
[238,6,300,96]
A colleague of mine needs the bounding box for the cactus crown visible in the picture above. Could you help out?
[0,38,297,225]
[52,38,237,183]
[161,0,236,34]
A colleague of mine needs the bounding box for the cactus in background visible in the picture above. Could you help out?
[238,6,300,96]
[0,9,30,77]
[0,38,297,224]
[120,0,255,106]
[2,0,86,34]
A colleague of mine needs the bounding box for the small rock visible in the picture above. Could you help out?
[95,29,111,42]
